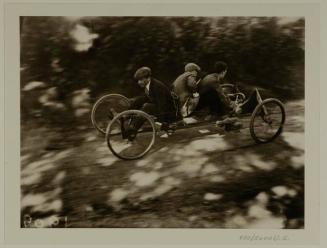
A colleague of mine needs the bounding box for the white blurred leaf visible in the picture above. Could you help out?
[23,81,46,91]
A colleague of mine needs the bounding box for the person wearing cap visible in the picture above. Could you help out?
[171,63,202,117]
[128,66,177,131]
[196,61,232,118]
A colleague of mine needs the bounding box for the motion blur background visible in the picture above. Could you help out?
[20,17,305,228]
[20,16,304,125]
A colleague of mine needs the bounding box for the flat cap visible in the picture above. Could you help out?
[184,63,201,72]
[134,66,152,80]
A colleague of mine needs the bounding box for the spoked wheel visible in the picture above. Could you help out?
[250,98,286,143]
[106,110,156,160]
[91,94,131,135]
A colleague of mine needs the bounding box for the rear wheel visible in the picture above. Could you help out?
[91,94,130,135]
[106,110,156,160]
[250,98,286,143]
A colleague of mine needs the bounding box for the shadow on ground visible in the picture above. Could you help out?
[21,100,304,228]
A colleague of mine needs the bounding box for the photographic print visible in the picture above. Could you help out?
[20,16,305,229]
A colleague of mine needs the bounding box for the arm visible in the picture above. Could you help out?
[215,83,232,110]
[186,74,198,94]
[129,95,148,109]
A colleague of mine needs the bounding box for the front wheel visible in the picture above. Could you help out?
[106,110,156,160]
[250,98,286,143]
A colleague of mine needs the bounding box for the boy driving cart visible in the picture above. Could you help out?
[123,67,179,139]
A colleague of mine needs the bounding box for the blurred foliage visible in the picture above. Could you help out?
[20,17,305,228]
[20,16,304,122]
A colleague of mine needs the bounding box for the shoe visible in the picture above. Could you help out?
[225,121,243,131]
[204,114,218,122]
[156,122,176,137]
[216,117,238,126]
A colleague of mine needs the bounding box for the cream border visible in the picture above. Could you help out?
[2,1,322,247]
[1,0,5,247]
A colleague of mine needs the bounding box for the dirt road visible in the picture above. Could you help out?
[21,100,304,228]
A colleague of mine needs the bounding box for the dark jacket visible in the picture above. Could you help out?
[198,73,231,109]
[172,71,198,106]
[131,78,177,122]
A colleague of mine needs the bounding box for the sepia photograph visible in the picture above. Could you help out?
[20,16,305,229]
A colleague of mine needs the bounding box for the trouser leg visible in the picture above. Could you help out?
[197,89,229,115]
[131,103,156,130]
